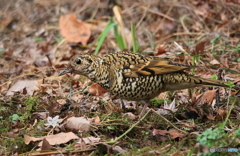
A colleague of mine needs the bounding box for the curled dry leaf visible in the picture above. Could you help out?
[88,83,108,96]
[77,136,101,145]
[215,108,228,120]
[155,45,166,56]
[210,59,220,65]
[195,89,217,106]
[65,117,90,132]
[123,112,137,120]
[59,14,91,45]
[89,116,100,124]
[152,129,185,139]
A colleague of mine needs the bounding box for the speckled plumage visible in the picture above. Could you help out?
[59,51,227,102]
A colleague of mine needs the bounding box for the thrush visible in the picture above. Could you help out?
[59,51,227,114]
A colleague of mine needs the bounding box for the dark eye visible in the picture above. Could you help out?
[76,59,81,64]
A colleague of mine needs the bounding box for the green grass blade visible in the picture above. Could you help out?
[111,19,126,50]
[131,22,139,53]
[94,20,117,55]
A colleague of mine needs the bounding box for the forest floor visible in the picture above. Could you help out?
[0,0,240,155]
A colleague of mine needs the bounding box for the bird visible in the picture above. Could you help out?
[59,51,227,115]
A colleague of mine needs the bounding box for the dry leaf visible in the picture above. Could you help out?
[152,129,185,139]
[24,135,45,145]
[88,83,108,96]
[41,138,53,151]
[89,116,101,124]
[7,80,39,96]
[77,136,101,145]
[65,117,90,132]
[152,129,169,136]
[38,132,79,146]
[233,77,240,83]
[123,112,137,120]
[210,59,220,65]
[196,90,217,106]
[195,41,206,54]
[155,45,166,55]
[215,108,228,120]
[59,14,91,45]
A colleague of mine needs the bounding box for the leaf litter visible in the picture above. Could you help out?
[0,0,240,155]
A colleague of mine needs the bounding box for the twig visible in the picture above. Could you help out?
[19,148,96,156]
[223,93,236,127]
[157,32,204,43]
[152,110,188,134]
[215,68,223,107]
[107,108,188,145]
[173,41,189,55]
[107,109,151,145]
[140,6,175,21]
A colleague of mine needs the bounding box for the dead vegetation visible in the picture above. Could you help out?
[0,0,240,155]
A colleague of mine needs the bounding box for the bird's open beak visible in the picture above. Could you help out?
[58,68,72,76]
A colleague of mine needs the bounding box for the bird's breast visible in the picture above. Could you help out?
[109,73,164,100]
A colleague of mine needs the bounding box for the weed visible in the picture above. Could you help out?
[22,97,39,120]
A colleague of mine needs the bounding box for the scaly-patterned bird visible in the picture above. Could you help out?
[59,51,227,114]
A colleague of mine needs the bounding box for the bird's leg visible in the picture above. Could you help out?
[120,99,127,112]
[139,100,149,116]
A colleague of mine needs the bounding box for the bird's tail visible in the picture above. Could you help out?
[197,77,228,87]
[163,73,228,91]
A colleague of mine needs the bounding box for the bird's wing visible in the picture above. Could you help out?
[123,57,195,78]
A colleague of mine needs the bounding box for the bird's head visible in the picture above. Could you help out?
[58,54,99,77]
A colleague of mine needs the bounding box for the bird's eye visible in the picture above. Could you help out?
[76,59,81,64]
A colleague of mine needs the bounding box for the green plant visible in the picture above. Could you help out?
[211,74,217,80]
[225,81,235,88]
[9,114,21,123]
[112,18,127,50]
[94,19,117,55]
[197,127,227,147]
[210,34,221,44]
[34,37,43,42]
[131,22,139,53]
[233,44,240,53]
[22,97,39,120]
[150,98,166,107]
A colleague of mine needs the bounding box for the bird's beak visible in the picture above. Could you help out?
[58,68,72,76]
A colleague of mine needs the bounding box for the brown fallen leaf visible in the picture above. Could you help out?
[215,108,228,120]
[77,136,101,145]
[65,117,90,132]
[152,129,185,139]
[88,83,108,96]
[41,138,53,151]
[89,116,101,124]
[7,80,40,96]
[233,77,240,83]
[59,14,91,45]
[39,132,79,146]
[25,132,79,146]
[24,135,45,145]
[155,45,166,56]
[210,59,220,65]
[195,89,217,106]
[195,41,206,54]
